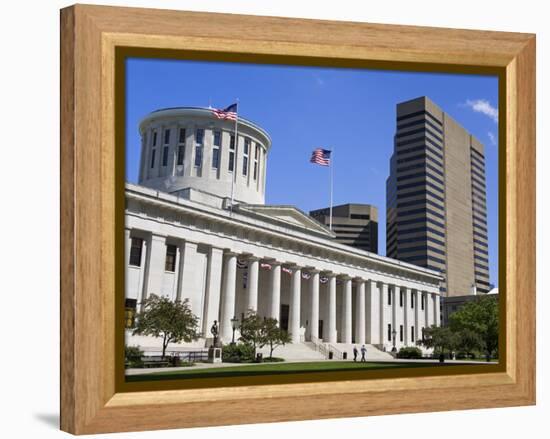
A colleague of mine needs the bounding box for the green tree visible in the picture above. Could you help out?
[455,329,483,358]
[132,294,200,359]
[239,309,266,356]
[449,296,499,360]
[261,317,291,359]
[416,326,457,361]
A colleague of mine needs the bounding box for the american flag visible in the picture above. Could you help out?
[310,148,331,166]
[212,103,238,121]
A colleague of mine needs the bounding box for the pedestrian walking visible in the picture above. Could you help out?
[360,345,367,362]
[353,345,358,362]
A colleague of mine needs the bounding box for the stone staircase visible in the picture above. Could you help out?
[256,341,326,361]
[331,343,394,361]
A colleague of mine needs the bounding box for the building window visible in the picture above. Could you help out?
[150,149,156,169]
[228,135,236,172]
[213,130,222,147]
[195,128,204,145]
[125,298,137,329]
[421,294,425,310]
[164,129,170,145]
[177,144,185,166]
[411,326,415,342]
[399,290,403,307]
[162,146,169,167]
[211,130,221,169]
[152,130,158,146]
[212,146,220,169]
[165,244,177,272]
[411,291,415,309]
[195,128,204,167]
[177,129,186,166]
[399,325,404,342]
[243,137,250,176]
[195,145,203,167]
[253,144,259,180]
[387,324,392,342]
[388,289,392,305]
[129,237,143,267]
[421,327,425,341]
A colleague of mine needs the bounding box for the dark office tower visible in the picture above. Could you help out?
[310,204,378,253]
[386,96,490,297]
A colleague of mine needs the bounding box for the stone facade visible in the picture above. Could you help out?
[125,107,442,353]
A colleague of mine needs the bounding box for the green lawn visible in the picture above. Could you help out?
[126,360,447,382]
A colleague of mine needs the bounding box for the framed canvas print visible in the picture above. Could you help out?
[60,4,536,435]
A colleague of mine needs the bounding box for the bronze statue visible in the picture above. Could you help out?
[210,320,219,347]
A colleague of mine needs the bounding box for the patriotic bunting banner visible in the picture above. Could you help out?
[260,263,272,270]
[282,267,293,275]
[236,259,248,269]
[301,272,311,280]
[319,276,329,284]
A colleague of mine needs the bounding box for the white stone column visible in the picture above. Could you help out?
[327,274,337,343]
[268,262,281,321]
[202,246,224,335]
[391,285,398,347]
[138,238,149,306]
[355,279,366,345]
[124,228,131,266]
[414,289,422,342]
[176,241,204,302]
[309,270,320,340]
[365,280,379,344]
[220,252,237,342]
[341,277,352,344]
[378,282,388,346]
[289,267,302,343]
[402,287,410,347]
[426,291,433,327]
[144,234,166,300]
[246,257,259,312]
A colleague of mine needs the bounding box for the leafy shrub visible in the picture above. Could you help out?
[456,351,474,360]
[262,356,284,363]
[125,345,144,368]
[397,346,423,359]
[168,357,194,367]
[222,343,255,363]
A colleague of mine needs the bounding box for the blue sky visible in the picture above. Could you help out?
[126,58,499,288]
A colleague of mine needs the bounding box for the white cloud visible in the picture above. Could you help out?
[313,74,325,87]
[465,99,498,123]
[488,131,497,146]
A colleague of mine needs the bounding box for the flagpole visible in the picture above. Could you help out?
[230,98,239,214]
[329,148,333,230]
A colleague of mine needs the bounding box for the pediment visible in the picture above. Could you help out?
[235,204,335,237]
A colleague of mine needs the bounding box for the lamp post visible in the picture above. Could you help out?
[392,329,397,353]
[230,315,239,345]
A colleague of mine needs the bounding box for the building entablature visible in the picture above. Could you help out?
[126,183,442,293]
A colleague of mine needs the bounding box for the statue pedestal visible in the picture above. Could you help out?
[208,346,222,363]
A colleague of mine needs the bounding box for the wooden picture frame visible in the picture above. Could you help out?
[60,4,536,434]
